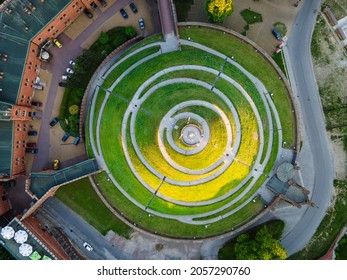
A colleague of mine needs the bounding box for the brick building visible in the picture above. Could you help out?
[0,0,92,181]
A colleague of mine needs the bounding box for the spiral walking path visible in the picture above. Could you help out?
[88,39,283,224]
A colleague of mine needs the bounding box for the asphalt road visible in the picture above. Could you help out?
[41,197,134,260]
[281,0,334,255]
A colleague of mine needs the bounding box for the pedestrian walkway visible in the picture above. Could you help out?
[86,39,284,224]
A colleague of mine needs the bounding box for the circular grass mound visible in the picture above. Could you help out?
[88,36,284,238]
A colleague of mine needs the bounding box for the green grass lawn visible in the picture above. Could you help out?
[99,47,272,207]
[289,180,347,259]
[103,46,161,88]
[179,27,295,148]
[136,84,234,172]
[272,51,287,77]
[55,177,132,238]
[100,49,263,203]
[93,172,264,237]
[83,30,284,237]
[240,9,263,25]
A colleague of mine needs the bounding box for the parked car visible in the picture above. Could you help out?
[130,3,138,13]
[84,8,93,19]
[33,84,44,90]
[26,148,38,154]
[98,0,107,7]
[29,112,36,118]
[28,131,37,136]
[66,68,74,74]
[272,28,282,40]
[83,242,93,252]
[53,38,62,48]
[61,75,68,80]
[69,60,76,66]
[120,8,128,19]
[90,2,98,10]
[62,132,70,142]
[53,159,60,170]
[27,143,37,148]
[138,18,145,30]
[49,117,59,127]
[58,82,67,87]
[31,101,42,107]
[73,136,80,145]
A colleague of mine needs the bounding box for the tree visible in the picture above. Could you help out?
[234,226,287,260]
[206,0,234,23]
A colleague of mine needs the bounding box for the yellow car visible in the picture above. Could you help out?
[53,159,60,170]
[53,38,62,48]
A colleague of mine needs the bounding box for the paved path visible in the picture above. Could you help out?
[88,40,284,224]
[125,79,237,184]
[280,0,334,256]
[158,101,229,174]
[41,197,134,260]
[163,112,210,155]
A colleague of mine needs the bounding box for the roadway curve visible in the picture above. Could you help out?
[281,0,334,255]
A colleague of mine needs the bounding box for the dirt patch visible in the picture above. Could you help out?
[324,0,347,20]
[185,0,301,54]
[312,13,347,180]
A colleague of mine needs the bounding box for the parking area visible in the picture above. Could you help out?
[30,0,158,173]
[80,0,155,49]
[25,70,52,174]
[225,0,302,53]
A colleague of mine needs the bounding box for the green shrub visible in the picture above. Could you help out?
[60,26,138,135]
[98,32,110,45]
[69,105,79,115]
[125,26,137,38]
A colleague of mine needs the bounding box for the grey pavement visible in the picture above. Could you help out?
[41,197,134,260]
[164,112,210,155]
[31,0,142,172]
[280,0,334,256]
